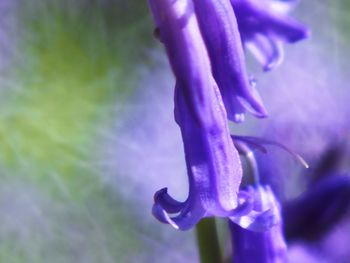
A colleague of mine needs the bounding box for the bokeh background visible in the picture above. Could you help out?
[0,0,349,262]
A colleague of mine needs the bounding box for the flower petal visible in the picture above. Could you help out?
[154,188,185,213]
[153,80,244,230]
[152,196,205,230]
[193,0,268,121]
[175,83,243,215]
[231,0,309,69]
[148,0,216,128]
[245,34,284,71]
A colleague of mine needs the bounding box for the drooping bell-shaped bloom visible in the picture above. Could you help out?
[156,83,281,230]
[231,0,310,71]
[147,0,306,231]
[230,185,288,263]
[153,82,244,230]
[148,0,244,230]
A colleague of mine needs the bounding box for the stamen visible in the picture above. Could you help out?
[232,135,309,168]
[234,140,261,185]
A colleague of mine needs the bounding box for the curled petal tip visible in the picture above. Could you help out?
[152,200,205,231]
[263,61,281,72]
[237,93,269,119]
[249,100,269,118]
[247,35,285,71]
[154,188,184,213]
[303,27,312,39]
[263,53,284,71]
[152,203,180,230]
[255,108,269,118]
[288,26,311,43]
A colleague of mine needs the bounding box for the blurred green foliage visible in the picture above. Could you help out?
[0,0,152,176]
[0,1,156,262]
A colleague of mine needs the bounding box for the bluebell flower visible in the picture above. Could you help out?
[147,0,308,231]
[148,0,244,230]
[153,85,274,230]
[231,0,310,71]
[152,82,244,230]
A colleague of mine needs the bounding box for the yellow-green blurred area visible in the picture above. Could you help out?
[0,0,141,208]
[1,0,152,176]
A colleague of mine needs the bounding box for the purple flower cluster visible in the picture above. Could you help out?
[145,0,350,262]
[149,0,244,230]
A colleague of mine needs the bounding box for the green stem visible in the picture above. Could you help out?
[196,218,223,263]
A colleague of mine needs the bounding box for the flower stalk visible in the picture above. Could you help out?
[196,218,223,263]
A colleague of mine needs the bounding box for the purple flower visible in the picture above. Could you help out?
[148,0,244,230]
[229,185,288,263]
[148,0,215,128]
[231,0,310,71]
[154,82,272,231]
[153,83,245,230]
[149,0,267,123]
[147,0,308,231]
[192,0,267,122]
